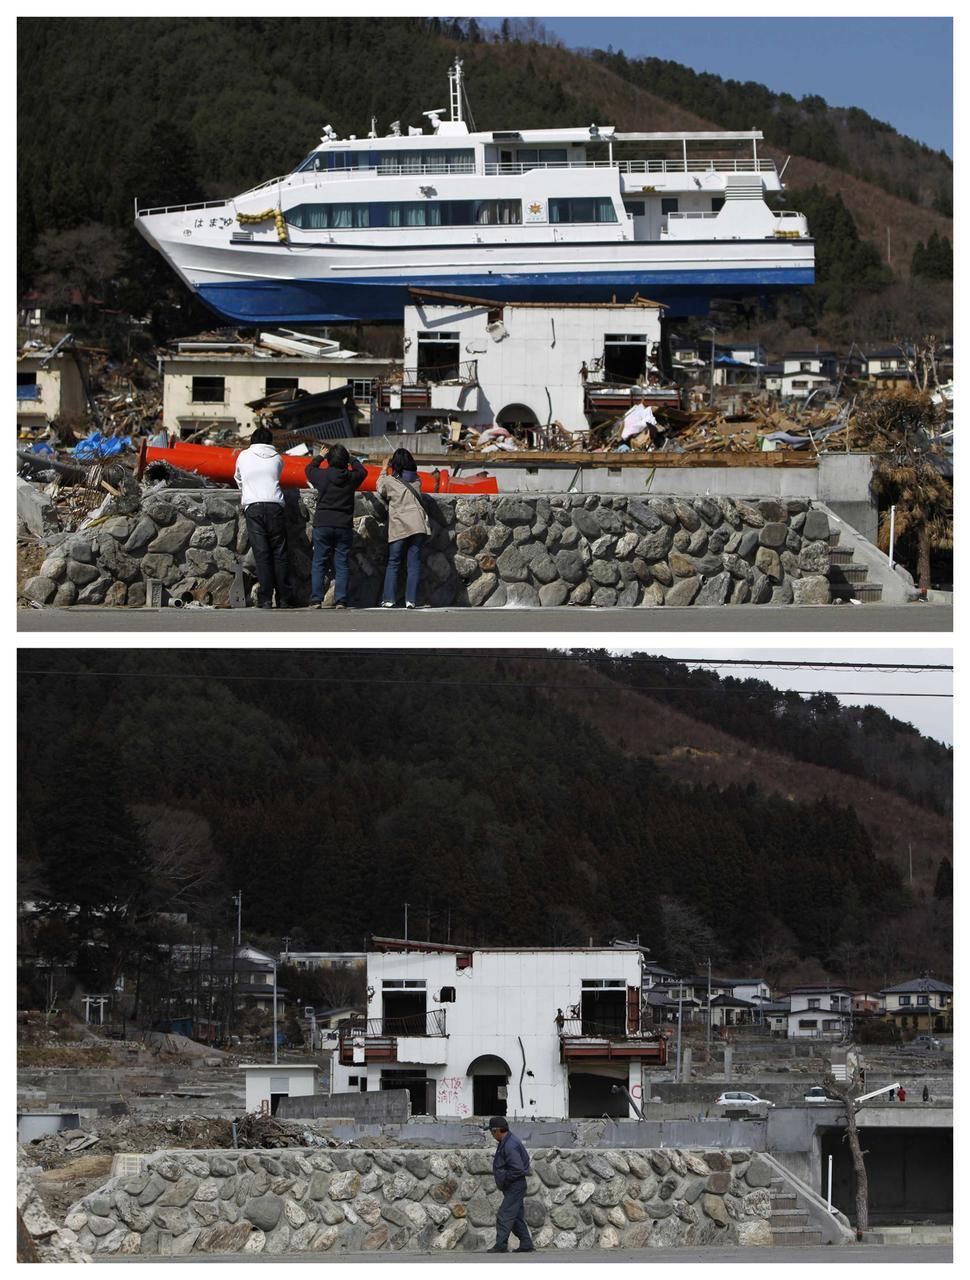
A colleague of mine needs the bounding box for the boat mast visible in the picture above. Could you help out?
[449,58,464,125]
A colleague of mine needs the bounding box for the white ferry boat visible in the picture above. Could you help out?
[135,60,813,325]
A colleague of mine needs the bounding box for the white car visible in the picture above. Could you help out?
[804,1086,839,1104]
[716,1090,774,1108]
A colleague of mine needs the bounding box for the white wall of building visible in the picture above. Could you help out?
[243,1064,319,1113]
[17,354,87,425]
[390,303,663,437]
[332,948,645,1120]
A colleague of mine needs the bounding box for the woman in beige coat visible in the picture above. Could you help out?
[376,449,432,608]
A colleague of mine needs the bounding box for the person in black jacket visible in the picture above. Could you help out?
[304,443,367,607]
[487,1117,535,1253]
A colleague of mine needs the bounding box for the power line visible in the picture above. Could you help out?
[17,669,952,698]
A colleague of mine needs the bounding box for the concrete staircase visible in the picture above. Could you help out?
[769,1178,824,1246]
[828,531,883,603]
[816,502,920,605]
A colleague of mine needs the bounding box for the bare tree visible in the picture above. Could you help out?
[821,1068,870,1238]
[132,805,222,910]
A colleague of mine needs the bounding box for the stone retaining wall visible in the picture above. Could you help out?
[63,1146,775,1256]
[21,488,832,609]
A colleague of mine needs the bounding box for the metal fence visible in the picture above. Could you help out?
[340,1009,447,1038]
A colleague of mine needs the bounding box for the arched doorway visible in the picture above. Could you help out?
[466,1054,512,1117]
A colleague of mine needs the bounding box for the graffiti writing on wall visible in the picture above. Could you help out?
[437,1076,466,1113]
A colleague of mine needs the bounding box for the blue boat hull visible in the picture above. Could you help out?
[196,268,814,325]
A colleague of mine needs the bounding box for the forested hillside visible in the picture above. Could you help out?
[18,651,950,991]
[17,17,951,344]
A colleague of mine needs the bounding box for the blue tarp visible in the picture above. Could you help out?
[73,431,132,461]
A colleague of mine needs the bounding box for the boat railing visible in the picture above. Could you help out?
[666,211,718,221]
[235,156,778,198]
[485,158,776,176]
[136,199,231,217]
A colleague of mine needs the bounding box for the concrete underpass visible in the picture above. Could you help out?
[768,1106,953,1227]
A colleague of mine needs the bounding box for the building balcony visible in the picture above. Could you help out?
[379,361,478,413]
[558,1019,667,1065]
[584,383,680,418]
[338,1009,447,1066]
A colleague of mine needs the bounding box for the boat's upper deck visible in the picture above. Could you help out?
[236,128,777,201]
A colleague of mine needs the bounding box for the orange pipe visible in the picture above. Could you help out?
[144,442,497,494]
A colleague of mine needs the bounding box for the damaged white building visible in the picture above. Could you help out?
[329,939,667,1121]
[374,296,668,442]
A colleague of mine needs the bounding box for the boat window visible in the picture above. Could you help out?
[661,198,679,215]
[385,200,521,227]
[514,147,568,168]
[286,204,371,230]
[383,149,475,174]
[712,197,725,212]
[623,201,645,217]
[549,197,617,224]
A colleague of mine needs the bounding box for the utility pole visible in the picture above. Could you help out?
[675,980,684,1083]
[404,902,410,943]
[272,957,279,1066]
[709,329,717,406]
[706,957,712,1057]
[232,890,242,946]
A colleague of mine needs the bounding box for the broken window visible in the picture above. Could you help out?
[17,372,39,400]
[265,377,299,395]
[580,979,626,1036]
[381,979,427,1035]
[380,1068,431,1115]
[603,333,648,385]
[416,332,460,384]
[191,376,225,404]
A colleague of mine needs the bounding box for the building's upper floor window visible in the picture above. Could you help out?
[898,995,912,1006]
[266,377,299,395]
[191,376,225,404]
[17,373,39,400]
[807,998,821,1009]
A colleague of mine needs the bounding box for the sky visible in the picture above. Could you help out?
[478,15,953,155]
[613,647,953,745]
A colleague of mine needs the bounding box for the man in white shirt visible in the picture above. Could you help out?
[234,425,293,608]
[620,394,659,444]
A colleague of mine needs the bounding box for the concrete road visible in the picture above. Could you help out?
[99,1244,952,1264]
[17,604,953,634]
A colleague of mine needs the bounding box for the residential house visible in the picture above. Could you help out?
[17,341,88,432]
[330,938,666,1120]
[861,346,913,388]
[724,977,771,1005]
[762,362,784,395]
[281,950,366,975]
[374,298,665,441]
[778,351,838,400]
[159,331,393,440]
[880,977,952,1035]
[786,985,854,1039]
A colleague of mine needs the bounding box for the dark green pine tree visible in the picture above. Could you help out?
[933,856,953,899]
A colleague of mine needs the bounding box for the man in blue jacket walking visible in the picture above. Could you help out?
[487,1117,535,1253]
